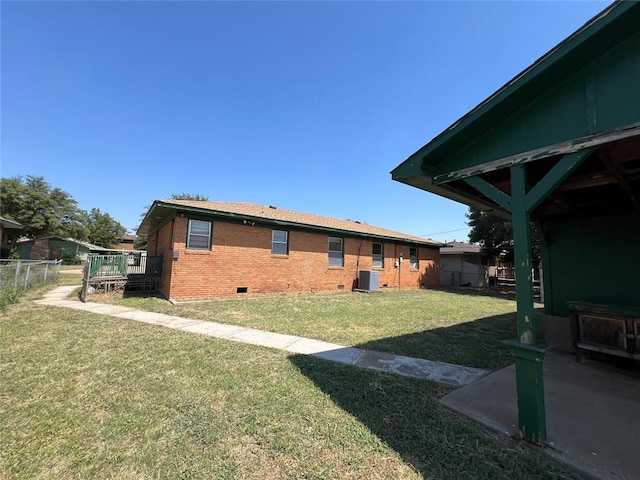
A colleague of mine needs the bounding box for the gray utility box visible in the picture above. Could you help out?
[359,270,379,291]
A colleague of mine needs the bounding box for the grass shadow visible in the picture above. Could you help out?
[288,354,576,480]
[122,290,165,299]
[356,312,518,370]
[435,286,518,300]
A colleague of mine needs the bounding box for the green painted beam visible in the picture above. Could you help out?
[511,165,536,342]
[463,176,512,212]
[525,147,595,213]
[431,123,640,184]
[509,164,548,442]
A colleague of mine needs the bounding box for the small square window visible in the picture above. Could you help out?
[187,219,212,250]
[272,230,288,255]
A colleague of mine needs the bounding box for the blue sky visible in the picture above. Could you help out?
[1,1,608,241]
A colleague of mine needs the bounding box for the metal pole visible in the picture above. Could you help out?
[24,264,31,289]
[14,261,21,288]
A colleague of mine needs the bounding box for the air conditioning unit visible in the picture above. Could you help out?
[359,270,379,291]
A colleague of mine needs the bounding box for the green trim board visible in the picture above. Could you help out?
[463,176,512,213]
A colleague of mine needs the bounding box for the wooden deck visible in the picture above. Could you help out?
[80,254,162,301]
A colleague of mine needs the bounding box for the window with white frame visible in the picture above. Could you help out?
[372,242,384,268]
[186,219,212,250]
[271,230,288,255]
[328,237,344,267]
[410,246,419,269]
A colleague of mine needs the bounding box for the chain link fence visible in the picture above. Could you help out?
[0,259,62,292]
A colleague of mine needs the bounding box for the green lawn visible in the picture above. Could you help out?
[1,289,577,480]
[90,288,522,369]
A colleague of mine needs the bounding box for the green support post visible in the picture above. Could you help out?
[507,164,548,443]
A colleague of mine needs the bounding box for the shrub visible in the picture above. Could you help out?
[0,286,23,312]
[62,253,81,265]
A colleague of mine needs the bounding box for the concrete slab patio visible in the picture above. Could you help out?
[441,351,640,480]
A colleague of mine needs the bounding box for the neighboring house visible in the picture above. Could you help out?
[16,236,113,261]
[439,242,487,287]
[114,234,136,251]
[0,216,24,256]
[137,200,442,300]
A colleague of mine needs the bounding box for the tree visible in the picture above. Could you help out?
[133,193,210,251]
[0,175,88,239]
[86,208,127,248]
[467,207,541,267]
[170,193,209,201]
[467,207,513,261]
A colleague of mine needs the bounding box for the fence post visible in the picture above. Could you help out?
[44,262,49,282]
[14,261,21,288]
[24,264,31,289]
[80,263,89,303]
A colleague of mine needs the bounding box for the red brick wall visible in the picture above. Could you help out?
[29,238,50,260]
[153,217,440,300]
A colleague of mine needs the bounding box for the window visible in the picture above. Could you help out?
[328,237,343,267]
[372,242,384,268]
[272,230,288,255]
[410,247,419,269]
[187,219,212,249]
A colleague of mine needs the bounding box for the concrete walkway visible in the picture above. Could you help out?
[441,351,640,480]
[37,286,488,387]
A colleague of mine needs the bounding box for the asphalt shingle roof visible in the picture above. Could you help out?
[161,200,441,246]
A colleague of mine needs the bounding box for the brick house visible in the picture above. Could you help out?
[114,234,136,251]
[138,200,442,300]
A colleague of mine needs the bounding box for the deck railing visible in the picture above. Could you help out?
[81,254,162,302]
[87,253,162,278]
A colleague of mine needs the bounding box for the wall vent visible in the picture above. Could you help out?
[236,287,248,294]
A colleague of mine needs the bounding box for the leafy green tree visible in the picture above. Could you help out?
[467,207,513,260]
[0,175,88,239]
[133,235,148,251]
[467,207,540,267]
[86,208,127,248]
[133,193,210,251]
[170,193,209,201]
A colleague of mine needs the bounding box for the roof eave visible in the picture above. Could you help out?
[391,0,636,179]
[143,201,443,247]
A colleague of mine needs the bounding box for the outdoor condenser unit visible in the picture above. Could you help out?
[359,270,379,291]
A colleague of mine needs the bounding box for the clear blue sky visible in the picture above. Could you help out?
[1,1,608,242]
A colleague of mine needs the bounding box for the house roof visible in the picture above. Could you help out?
[440,242,481,255]
[139,200,442,247]
[391,1,640,221]
[0,216,24,229]
[17,236,112,252]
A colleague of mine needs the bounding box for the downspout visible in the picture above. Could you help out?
[355,240,362,289]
